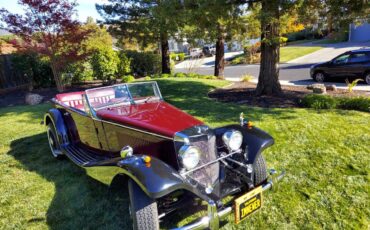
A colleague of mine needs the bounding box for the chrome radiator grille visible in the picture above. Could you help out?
[187,134,219,187]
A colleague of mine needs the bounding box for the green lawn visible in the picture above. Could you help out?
[0,78,369,229]
[280,46,323,62]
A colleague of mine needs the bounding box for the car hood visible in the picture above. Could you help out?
[96,101,204,138]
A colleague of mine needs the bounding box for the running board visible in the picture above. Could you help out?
[62,144,111,167]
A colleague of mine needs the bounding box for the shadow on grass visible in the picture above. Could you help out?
[8,133,132,230]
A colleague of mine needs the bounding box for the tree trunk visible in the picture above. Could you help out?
[50,61,64,92]
[214,25,225,78]
[327,12,333,33]
[255,0,282,96]
[160,32,171,74]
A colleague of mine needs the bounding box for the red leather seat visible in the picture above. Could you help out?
[87,88,115,107]
[55,92,85,111]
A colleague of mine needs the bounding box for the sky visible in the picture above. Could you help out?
[0,0,108,23]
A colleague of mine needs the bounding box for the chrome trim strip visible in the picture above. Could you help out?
[180,149,242,176]
[93,118,173,140]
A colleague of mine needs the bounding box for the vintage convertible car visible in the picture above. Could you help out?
[44,81,284,230]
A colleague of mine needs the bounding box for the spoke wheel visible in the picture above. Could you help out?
[314,72,325,83]
[365,73,370,85]
[47,124,63,158]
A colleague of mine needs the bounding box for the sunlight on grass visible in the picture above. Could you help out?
[280,46,323,63]
[0,78,369,229]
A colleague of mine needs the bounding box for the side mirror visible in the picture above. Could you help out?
[120,146,133,158]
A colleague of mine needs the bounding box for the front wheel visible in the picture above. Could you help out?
[128,179,159,230]
[364,72,370,85]
[253,154,267,186]
[313,71,326,83]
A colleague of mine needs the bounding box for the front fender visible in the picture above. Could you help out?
[118,156,184,199]
[97,156,210,200]
[44,108,69,145]
[214,124,274,164]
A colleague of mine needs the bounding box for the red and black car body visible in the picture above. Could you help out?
[44,81,284,230]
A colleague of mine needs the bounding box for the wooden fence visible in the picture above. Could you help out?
[0,54,30,92]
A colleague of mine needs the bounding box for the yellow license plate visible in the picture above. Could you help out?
[234,186,263,224]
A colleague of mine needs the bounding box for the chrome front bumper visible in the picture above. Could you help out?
[173,169,286,230]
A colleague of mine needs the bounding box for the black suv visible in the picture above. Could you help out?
[310,49,370,85]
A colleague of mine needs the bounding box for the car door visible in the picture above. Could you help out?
[327,53,351,77]
[67,106,102,149]
[347,52,369,77]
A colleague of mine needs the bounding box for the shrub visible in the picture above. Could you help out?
[125,50,161,76]
[121,75,135,83]
[241,74,254,82]
[144,76,151,80]
[91,48,119,81]
[66,60,94,83]
[187,72,200,78]
[117,52,131,76]
[161,73,170,78]
[151,73,162,79]
[326,31,348,42]
[280,36,288,46]
[174,72,187,78]
[301,94,338,109]
[148,72,217,80]
[338,97,370,112]
[170,53,185,62]
[11,53,54,88]
[204,75,217,79]
[301,94,370,112]
[243,43,261,64]
[230,55,246,65]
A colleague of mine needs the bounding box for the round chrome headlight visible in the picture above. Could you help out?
[222,130,243,151]
[179,145,201,170]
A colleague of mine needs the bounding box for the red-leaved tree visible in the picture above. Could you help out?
[0,0,90,92]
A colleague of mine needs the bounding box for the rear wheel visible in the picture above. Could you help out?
[46,123,63,159]
[128,179,159,230]
[313,71,326,83]
[365,72,370,85]
[253,154,267,186]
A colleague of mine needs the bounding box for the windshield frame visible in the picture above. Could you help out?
[84,81,163,113]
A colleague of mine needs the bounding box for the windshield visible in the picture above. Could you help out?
[85,82,162,110]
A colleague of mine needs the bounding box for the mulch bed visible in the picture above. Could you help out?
[208,82,370,108]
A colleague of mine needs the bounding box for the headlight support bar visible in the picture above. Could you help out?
[180,149,242,176]
[172,169,286,230]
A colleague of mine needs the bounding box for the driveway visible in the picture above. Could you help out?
[174,41,370,91]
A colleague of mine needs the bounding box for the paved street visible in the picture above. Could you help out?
[175,41,370,91]
[176,63,312,81]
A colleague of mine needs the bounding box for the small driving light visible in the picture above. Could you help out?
[143,155,151,163]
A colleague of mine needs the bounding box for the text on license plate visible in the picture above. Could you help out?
[234,186,263,224]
